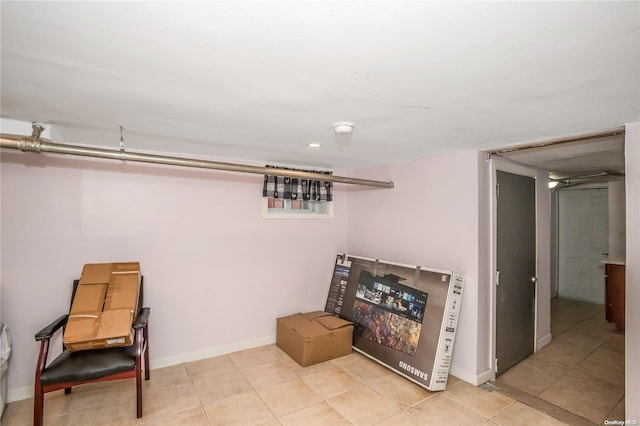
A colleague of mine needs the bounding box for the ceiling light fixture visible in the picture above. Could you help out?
[307,142,321,148]
[548,170,624,190]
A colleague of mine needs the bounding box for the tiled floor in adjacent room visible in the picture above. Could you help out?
[494,297,625,425]
[2,297,625,425]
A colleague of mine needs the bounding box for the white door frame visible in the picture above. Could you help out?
[489,156,541,380]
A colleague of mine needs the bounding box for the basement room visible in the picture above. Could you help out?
[1,2,638,425]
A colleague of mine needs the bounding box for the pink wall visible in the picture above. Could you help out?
[0,128,348,398]
[0,119,562,400]
[345,150,491,383]
[1,139,494,398]
[624,122,640,417]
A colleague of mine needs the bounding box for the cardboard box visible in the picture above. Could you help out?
[63,262,140,351]
[276,311,353,367]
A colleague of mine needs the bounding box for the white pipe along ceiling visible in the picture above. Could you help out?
[0,124,395,189]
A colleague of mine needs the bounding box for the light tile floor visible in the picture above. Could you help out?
[494,297,625,425]
[2,297,624,425]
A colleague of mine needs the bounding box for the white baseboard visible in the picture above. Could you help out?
[150,335,276,369]
[448,366,494,386]
[7,386,32,404]
[475,368,495,385]
[8,335,277,403]
[537,333,552,351]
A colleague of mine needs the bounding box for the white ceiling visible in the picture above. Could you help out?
[1,2,639,174]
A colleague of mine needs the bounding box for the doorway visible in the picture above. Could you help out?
[488,129,627,417]
[495,170,537,376]
[557,188,609,304]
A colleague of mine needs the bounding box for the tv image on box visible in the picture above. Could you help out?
[324,254,463,391]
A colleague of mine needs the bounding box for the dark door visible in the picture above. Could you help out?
[496,171,536,376]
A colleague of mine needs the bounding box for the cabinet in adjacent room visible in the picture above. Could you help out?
[604,262,626,333]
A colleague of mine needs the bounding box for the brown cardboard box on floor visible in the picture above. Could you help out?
[63,262,140,352]
[276,311,353,367]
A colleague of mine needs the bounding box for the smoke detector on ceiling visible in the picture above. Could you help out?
[332,121,354,145]
[332,121,354,134]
